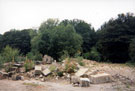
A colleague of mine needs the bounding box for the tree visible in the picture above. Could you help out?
[1,29,31,55]
[129,38,135,62]
[97,13,135,63]
[0,34,3,52]
[61,19,97,58]
[37,19,82,61]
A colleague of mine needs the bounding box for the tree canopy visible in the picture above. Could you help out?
[97,13,135,63]
[0,13,135,63]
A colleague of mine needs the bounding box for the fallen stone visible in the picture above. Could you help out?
[41,78,45,82]
[27,71,35,78]
[21,76,24,80]
[12,75,22,80]
[9,67,18,72]
[39,74,43,78]
[75,68,89,77]
[90,73,112,84]
[85,70,98,77]
[19,67,25,73]
[13,63,22,67]
[42,68,51,76]
[8,71,15,77]
[80,78,90,87]
[35,61,42,65]
[70,76,80,84]
[35,66,42,75]
[0,71,8,79]
[73,83,80,87]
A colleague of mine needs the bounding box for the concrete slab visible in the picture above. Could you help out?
[90,73,112,84]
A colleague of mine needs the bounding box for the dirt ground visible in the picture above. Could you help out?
[0,79,122,91]
[0,60,135,91]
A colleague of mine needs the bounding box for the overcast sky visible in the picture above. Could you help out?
[0,0,135,34]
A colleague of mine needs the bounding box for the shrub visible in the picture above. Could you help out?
[24,59,34,72]
[76,56,85,66]
[0,55,4,69]
[59,50,69,62]
[49,65,57,72]
[56,71,63,77]
[0,45,20,63]
[26,52,42,61]
[15,56,26,62]
[64,58,78,73]
[4,63,13,72]
[83,47,101,61]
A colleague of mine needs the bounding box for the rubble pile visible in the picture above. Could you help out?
[0,55,114,87]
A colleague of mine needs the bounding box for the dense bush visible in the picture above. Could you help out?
[24,59,34,72]
[26,51,42,61]
[0,45,20,63]
[64,58,78,73]
[1,30,31,55]
[129,38,135,62]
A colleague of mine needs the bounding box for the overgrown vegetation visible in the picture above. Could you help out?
[0,45,20,63]
[24,59,34,72]
[0,12,135,64]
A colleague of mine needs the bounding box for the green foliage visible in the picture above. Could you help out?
[0,56,4,69]
[49,65,57,72]
[56,70,63,77]
[76,56,85,66]
[1,29,31,55]
[64,58,78,73]
[38,19,83,61]
[97,13,135,63]
[26,51,42,61]
[59,50,69,62]
[125,61,135,67]
[4,63,13,72]
[24,59,34,72]
[61,19,97,56]
[83,47,101,61]
[1,14,135,63]
[0,45,20,63]
[15,56,26,62]
[129,38,135,62]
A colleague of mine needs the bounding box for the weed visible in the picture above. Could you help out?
[24,59,34,72]
[23,83,41,87]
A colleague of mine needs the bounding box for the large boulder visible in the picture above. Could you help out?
[42,55,54,64]
[90,73,112,84]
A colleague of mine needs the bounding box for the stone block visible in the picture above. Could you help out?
[42,68,51,76]
[90,73,112,84]
[80,78,90,87]
[75,68,88,77]
[35,66,42,75]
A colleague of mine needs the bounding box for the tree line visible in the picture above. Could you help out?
[0,13,135,63]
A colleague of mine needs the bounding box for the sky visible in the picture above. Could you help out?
[0,0,135,34]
